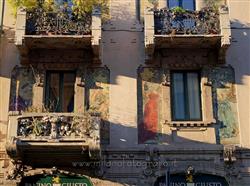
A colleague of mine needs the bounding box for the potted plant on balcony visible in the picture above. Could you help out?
[170,6,188,35]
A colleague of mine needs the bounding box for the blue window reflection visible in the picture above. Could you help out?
[168,0,195,10]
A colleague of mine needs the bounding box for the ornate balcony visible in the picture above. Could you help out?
[154,7,220,35]
[145,6,231,63]
[6,113,101,166]
[15,6,101,64]
[25,7,91,36]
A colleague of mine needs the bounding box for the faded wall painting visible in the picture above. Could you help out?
[9,66,35,112]
[138,67,164,144]
[208,66,240,144]
[85,67,110,144]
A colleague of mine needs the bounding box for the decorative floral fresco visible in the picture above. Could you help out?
[208,66,240,144]
[138,67,164,144]
[85,67,110,144]
[9,66,35,112]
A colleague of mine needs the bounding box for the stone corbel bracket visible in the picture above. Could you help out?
[219,6,231,63]
[224,145,237,164]
[144,8,155,64]
[5,137,19,161]
[91,8,102,64]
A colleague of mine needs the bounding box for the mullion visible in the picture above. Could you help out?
[45,72,51,111]
[183,72,190,120]
[58,72,64,112]
[179,0,183,7]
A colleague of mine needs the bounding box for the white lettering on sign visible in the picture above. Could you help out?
[158,183,223,186]
[25,184,52,186]
[25,183,89,186]
[61,183,88,186]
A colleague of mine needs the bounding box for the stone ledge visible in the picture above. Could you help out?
[166,120,216,128]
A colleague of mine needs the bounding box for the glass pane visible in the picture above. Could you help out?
[173,73,185,120]
[168,0,180,8]
[183,0,195,10]
[187,73,201,120]
[48,73,60,112]
[63,73,75,112]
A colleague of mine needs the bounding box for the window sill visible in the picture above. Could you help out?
[165,119,216,128]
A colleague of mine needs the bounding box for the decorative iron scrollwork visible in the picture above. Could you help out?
[26,7,91,35]
[154,7,220,35]
[17,113,100,139]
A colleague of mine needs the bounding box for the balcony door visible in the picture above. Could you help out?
[45,71,75,112]
[168,0,195,10]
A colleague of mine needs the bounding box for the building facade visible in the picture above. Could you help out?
[0,0,250,185]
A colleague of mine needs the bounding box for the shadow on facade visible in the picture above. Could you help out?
[227,19,250,85]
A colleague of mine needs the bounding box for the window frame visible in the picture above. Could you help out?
[170,70,202,121]
[45,70,76,113]
[167,0,196,10]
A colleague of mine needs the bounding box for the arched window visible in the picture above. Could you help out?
[168,0,195,10]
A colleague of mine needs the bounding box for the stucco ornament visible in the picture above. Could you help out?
[9,66,35,112]
[138,68,164,144]
[208,66,240,144]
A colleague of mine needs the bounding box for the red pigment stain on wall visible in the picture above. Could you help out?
[139,92,159,143]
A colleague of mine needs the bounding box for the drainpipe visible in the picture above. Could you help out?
[0,0,5,37]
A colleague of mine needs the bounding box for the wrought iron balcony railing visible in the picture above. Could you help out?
[26,7,91,35]
[154,7,220,35]
[15,113,100,140]
[6,113,101,161]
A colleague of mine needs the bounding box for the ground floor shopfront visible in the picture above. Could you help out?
[3,145,250,186]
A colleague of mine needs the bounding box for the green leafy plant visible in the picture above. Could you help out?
[8,0,110,19]
[171,6,186,14]
[8,0,38,16]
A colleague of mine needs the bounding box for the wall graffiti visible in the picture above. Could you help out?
[138,67,163,144]
[85,67,110,144]
[9,66,35,112]
[209,66,240,144]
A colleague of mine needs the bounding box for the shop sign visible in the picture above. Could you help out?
[19,174,93,186]
[154,173,229,186]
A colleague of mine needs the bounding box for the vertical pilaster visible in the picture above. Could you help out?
[144,8,155,63]
[219,6,231,62]
[75,67,85,113]
[195,0,206,10]
[15,8,26,46]
[158,0,167,9]
[32,66,45,111]
[201,68,214,123]
[92,8,102,64]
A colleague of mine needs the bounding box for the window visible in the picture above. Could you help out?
[171,71,202,121]
[168,0,195,10]
[45,71,75,112]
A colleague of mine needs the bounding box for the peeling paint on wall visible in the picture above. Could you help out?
[85,67,110,144]
[138,67,163,144]
[9,66,35,112]
[209,66,240,144]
